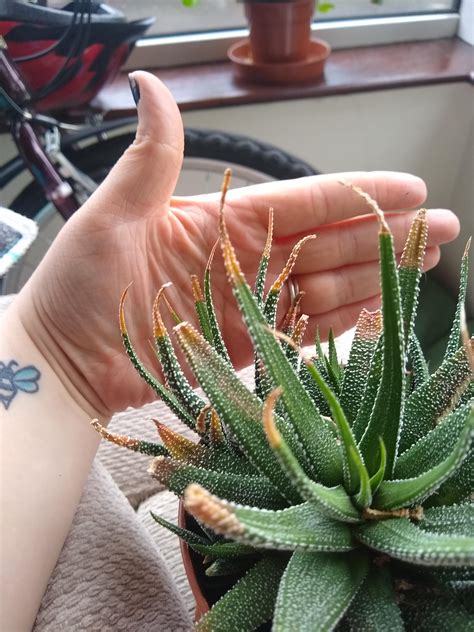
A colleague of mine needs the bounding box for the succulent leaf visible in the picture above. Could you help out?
[254,208,273,305]
[340,309,382,425]
[344,566,404,631]
[152,285,207,418]
[395,400,473,480]
[419,504,474,537]
[205,556,257,577]
[374,408,473,509]
[443,238,471,361]
[273,550,368,632]
[204,240,232,364]
[305,360,370,501]
[398,208,428,349]
[174,321,303,502]
[191,541,257,560]
[195,555,287,632]
[90,419,167,457]
[184,484,354,552]
[401,590,474,631]
[148,457,287,508]
[119,286,197,430]
[407,334,430,390]
[150,511,210,546]
[263,389,362,523]
[359,227,405,477]
[191,274,214,344]
[356,518,474,566]
[399,341,473,452]
[219,212,342,486]
[263,234,316,327]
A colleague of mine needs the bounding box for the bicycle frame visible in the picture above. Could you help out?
[1,42,79,219]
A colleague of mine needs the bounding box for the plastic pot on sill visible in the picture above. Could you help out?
[243,0,316,64]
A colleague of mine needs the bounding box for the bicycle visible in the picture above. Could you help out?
[1,1,319,294]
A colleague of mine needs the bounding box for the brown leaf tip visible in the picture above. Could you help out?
[271,235,316,293]
[400,209,428,270]
[147,456,178,484]
[263,208,274,259]
[191,275,204,303]
[354,309,383,342]
[91,418,140,451]
[152,283,173,337]
[340,180,390,234]
[463,236,472,259]
[184,484,243,536]
[263,387,283,448]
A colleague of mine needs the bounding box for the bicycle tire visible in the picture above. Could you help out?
[12,127,319,218]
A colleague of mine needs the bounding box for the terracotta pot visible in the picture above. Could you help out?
[178,501,210,621]
[244,0,316,64]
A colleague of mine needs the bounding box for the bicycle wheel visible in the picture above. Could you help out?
[3,128,318,293]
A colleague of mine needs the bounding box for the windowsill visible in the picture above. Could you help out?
[91,38,473,116]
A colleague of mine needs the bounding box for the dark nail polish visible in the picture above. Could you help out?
[128,73,140,106]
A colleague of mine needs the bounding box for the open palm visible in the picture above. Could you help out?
[16,72,459,418]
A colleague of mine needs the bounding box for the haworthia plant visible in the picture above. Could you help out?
[95,178,474,631]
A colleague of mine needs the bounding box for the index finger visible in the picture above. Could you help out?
[225,171,427,238]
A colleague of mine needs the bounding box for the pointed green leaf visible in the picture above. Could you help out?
[328,327,342,385]
[345,566,404,631]
[419,504,474,537]
[192,541,257,560]
[263,391,361,523]
[273,550,368,632]
[359,229,406,477]
[150,512,210,546]
[254,209,273,305]
[395,401,473,479]
[196,556,287,632]
[149,457,288,509]
[356,517,474,566]
[185,486,354,552]
[369,437,387,493]
[203,242,232,364]
[444,238,471,361]
[407,334,430,390]
[430,452,473,507]
[340,309,382,425]
[374,411,473,509]
[220,230,342,486]
[306,360,370,502]
[191,274,214,344]
[352,337,383,442]
[399,343,473,452]
[119,288,197,430]
[174,322,304,503]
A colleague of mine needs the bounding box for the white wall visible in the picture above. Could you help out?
[182,82,474,310]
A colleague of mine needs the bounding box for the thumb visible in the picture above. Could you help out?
[85,71,184,219]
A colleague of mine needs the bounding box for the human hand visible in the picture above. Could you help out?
[13,72,459,418]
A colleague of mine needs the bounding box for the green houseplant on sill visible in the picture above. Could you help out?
[94,177,473,631]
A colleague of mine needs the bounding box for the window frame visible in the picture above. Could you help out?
[125,11,460,70]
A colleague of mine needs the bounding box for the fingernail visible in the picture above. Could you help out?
[128,73,140,106]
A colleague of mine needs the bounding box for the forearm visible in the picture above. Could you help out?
[0,301,107,631]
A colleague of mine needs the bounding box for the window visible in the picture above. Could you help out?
[108,1,459,38]
[47,0,463,67]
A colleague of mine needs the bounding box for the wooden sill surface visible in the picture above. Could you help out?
[92,38,473,116]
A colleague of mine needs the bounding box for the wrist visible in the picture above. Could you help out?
[6,294,112,421]
[0,295,111,424]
